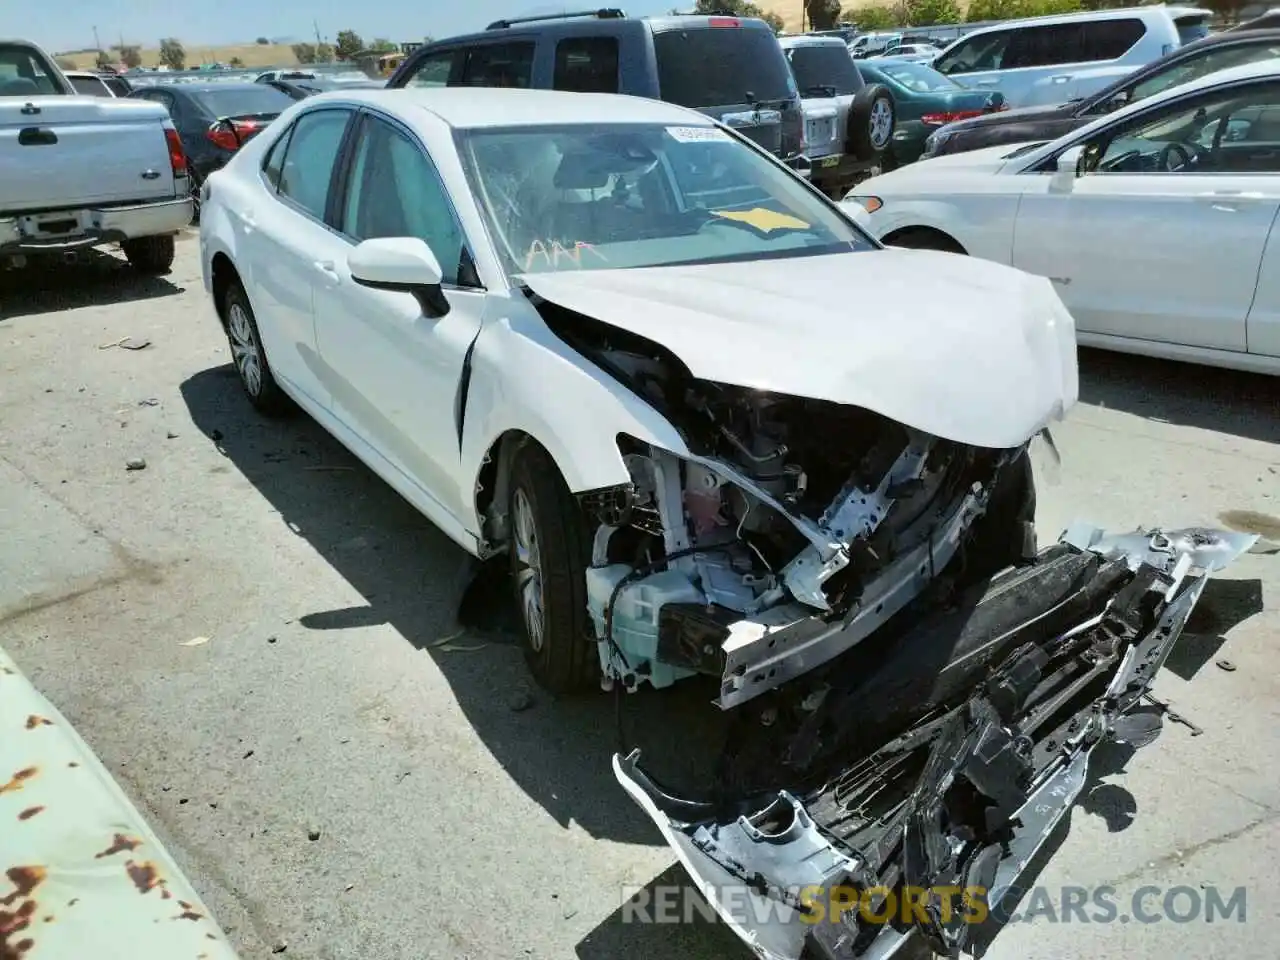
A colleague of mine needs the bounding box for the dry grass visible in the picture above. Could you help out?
[57,43,299,71]
[760,0,938,33]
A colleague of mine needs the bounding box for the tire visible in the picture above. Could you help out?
[967,450,1038,577]
[847,83,896,161]
[122,234,175,275]
[508,441,598,694]
[885,227,966,254]
[222,280,291,416]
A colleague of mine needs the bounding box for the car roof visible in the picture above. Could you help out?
[165,81,280,94]
[779,34,852,49]
[956,3,1209,37]
[311,87,713,129]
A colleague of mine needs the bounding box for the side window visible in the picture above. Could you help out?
[1129,43,1280,105]
[1079,18,1146,62]
[341,117,471,287]
[262,124,295,192]
[277,109,350,220]
[1003,25,1084,69]
[1084,81,1280,175]
[458,42,536,88]
[403,50,458,88]
[934,30,1011,75]
[553,37,619,94]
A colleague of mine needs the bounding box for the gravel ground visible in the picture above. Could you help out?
[1,239,1278,960]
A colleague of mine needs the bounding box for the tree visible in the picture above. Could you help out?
[115,44,142,68]
[370,38,399,53]
[229,56,244,66]
[903,0,961,25]
[256,36,271,45]
[317,43,335,63]
[806,0,843,29]
[292,42,318,64]
[852,5,901,29]
[95,49,112,68]
[334,29,364,60]
[158,37,185,70]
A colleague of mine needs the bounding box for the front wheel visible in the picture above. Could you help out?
[508,441,598,694]
[122,234,175,275]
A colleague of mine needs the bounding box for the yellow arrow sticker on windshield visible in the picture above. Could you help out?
[710,208,811,232]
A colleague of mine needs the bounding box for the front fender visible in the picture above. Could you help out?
[859,195,1019,263]
[458,297,691,529]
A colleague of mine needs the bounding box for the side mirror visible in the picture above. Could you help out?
[1055,144,1086,176]
[348,237,449,317]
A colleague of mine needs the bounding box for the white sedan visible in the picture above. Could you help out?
[197,87,1261,960]
[844,58,1280,376]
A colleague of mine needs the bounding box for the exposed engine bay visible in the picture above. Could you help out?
[548,303,1033,708]
[616,525,1257,960]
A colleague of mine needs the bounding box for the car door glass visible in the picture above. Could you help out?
[1078,19,1145,62]
[262,123,295,192]
[933,30,1011,75]
[458,42,535,88]
[1130,44,1280,105]
[1003,25,1083,70]
[1084,81,1280,175]
[277,109,350,220]
[553,37,619,94]
[403,50,457,87]
[341,117,471,286]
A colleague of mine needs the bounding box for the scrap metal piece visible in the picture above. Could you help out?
[0,645,239,959]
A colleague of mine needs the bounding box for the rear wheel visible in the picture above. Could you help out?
[508,441,597,694]
[223,280,291,416]
[122,234,175,275]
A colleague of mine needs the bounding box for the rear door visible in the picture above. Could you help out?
[0,96,175,209]
[240,106,356,411]
[651,21,799,157]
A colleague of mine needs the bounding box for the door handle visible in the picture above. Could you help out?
[314,260,340,283]
[974,78,999,86]
[238,210,256,233]
[1049,75,1073,84]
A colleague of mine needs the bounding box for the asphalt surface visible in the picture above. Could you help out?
[1,238,1278,960]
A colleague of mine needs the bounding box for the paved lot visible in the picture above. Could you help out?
[1,237,1278,960]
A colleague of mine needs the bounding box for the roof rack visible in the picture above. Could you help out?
[486,8,626,30]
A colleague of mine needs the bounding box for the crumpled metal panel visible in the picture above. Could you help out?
[0,645,240,960]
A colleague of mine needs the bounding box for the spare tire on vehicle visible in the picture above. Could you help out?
[847,83,896,161]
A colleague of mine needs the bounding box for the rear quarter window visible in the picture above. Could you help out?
[1079,19,1146,61]
[654,26,794,108]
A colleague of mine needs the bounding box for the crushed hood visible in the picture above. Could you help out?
[521,250,1078,450]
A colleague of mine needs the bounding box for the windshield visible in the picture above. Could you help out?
[194,85,295,118]
[785,45,861,97]
[69,74,112,96]
[653,27,793,107]
[0,43,63,96]
[871,60,960,93]
[459,123,874,276]
[1123,42,1280,106]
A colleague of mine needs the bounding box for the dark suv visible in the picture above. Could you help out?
[387,9,809,176]
[922,28,1280,160]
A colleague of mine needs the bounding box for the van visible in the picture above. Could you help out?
[929,5,1212,108]
[387,9,809,176]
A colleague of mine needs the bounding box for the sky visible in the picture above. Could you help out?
[27,0,680,54]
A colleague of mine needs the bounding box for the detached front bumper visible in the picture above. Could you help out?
[615,525,1255,960]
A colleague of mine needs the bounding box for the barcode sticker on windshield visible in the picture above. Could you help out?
[666,126,731,143]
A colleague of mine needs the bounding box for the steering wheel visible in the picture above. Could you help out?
[1157,142,1196,172]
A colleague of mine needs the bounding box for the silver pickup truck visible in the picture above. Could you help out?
[0,39,192,274]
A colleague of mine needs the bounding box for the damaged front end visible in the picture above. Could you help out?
[558,306,1039,708]
[614,525,1256,960]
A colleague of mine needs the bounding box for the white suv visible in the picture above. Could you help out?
[930,5,1212,108]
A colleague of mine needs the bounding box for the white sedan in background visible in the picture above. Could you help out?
[845,58,1280,376]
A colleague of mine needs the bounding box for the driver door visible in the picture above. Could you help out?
[1013,79,1280,352]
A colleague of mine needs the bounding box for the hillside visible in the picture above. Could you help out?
[759,0,940,32]
[57,42,299,71]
